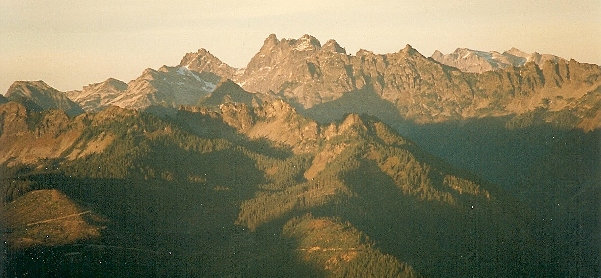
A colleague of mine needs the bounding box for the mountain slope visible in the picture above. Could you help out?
[0,102,95,167]
[0,189,104,249]
[283,214,420,277]
[66,78,127,112]
[198,79,263,108]
[66,66,222,112]
[175,100,541,275]
[229,107,539,276]
[0,100,546,277]
[113,66,218,110]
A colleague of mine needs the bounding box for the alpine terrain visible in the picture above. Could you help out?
[1,34,599,277]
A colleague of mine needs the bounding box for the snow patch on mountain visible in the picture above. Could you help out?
[177,66,217,91]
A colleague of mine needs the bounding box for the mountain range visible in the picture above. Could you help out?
[1,34,599,277]
[431,47,563,73]
[7,34,601,129]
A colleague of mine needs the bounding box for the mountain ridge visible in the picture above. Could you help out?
[21,33,597,130]
[231,34,601,125]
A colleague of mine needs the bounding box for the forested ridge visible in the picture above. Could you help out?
[2,98,595,277]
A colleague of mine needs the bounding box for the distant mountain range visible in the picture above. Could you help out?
[5,34,600,130]
[431,47,562,73]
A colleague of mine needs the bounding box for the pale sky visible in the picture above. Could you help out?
[1,0,600,93]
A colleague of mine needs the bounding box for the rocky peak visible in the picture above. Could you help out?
[158,65,170,73]
[101,78,128,91]
[322,39,346,54]
[452,48,468,54]
[140,68,158,79]
[179,48,236,79]
[431,50,444,60]
[505,47,529,58]
[179,48,211,66]
[356,49,377,58]
[432,48,506,73]
[252,34,323,57]
[97,64,221,111]
[400,44,419,56]
[274,34,322,52]
[241,34,321,94]
[263,34,279,48]
[321,113,369,140]
[6,80,55,97]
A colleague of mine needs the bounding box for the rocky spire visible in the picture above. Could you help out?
[179,48,236,79]
[322,39,346,54]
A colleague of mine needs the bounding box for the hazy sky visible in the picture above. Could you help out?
[1,0,600,93]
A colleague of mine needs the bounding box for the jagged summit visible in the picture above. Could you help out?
[257,34,346,55]
[294,34,322,50]
[180,48,213,65]
[279,34,322,52]
[400,44,421,56]
[179,48,237,79]
[431,50,444,58]
[356,49,376,56]
[322,39,346,54]
[257,34,323,53]
[264,33,279,47]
